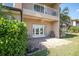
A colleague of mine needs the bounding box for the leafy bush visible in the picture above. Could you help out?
[68,26,79,33]
[0,18,27,56]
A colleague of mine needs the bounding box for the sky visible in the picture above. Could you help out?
[60,3,79,19]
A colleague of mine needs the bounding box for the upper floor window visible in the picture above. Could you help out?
[52,11,57,16]
[3,3,14,7]
[34,4,44,13]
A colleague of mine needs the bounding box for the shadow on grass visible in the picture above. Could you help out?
[62,33,78,38]
[30,49,49,56]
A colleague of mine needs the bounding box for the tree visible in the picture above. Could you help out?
[60,7,71,37]
[60,7,71,29]
[0,3,15,19]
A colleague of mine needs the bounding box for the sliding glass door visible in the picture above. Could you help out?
[32,24,45,38]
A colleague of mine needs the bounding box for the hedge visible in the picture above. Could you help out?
[68,26,79,33]
[0,18,27,56]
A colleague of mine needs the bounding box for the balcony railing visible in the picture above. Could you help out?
[44,6,57,16]
[33,4,57,16]
[23,4,58,16]
[23,4,58,21]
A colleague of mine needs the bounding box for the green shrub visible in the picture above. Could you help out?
[68,26,79,33]
[0,18,27,56]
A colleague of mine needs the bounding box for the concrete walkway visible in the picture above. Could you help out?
[41,38,72,48]
[28,38,72,50]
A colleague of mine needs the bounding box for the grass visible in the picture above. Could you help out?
[48,41,79,56]
[31,33,79,56]
[31,49,48,56]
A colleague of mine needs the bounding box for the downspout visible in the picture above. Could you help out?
[21,3,23,22]
[20,9,22,22]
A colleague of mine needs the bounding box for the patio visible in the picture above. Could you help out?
[28,38,72,50]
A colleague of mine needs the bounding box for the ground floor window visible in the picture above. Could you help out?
[32,24,45,37]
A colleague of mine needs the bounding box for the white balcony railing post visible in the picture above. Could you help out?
[32,3,34,13]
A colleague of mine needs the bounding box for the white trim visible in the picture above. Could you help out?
[32,35,45,38]
[32,24,45,38]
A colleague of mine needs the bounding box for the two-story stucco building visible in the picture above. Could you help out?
[3,3,59,38]
[72,19,79,26]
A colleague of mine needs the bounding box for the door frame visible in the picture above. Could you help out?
[32,24,45,38]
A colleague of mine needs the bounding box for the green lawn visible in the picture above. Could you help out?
[31,33,79,56]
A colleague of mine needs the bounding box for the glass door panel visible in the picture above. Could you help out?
[32,24,45,37]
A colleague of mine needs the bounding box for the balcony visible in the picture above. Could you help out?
[23,4,59,21]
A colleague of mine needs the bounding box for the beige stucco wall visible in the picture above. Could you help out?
[51,21,59,38]
[23,17,59,38]
[41,3,59,9]
[15,3,59,10]
[22,3,59,21]
[15,3,22,9]
[72,20,76,26]
[14,3,59,38]
[23,3,33,10]
[23,3,59,9]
